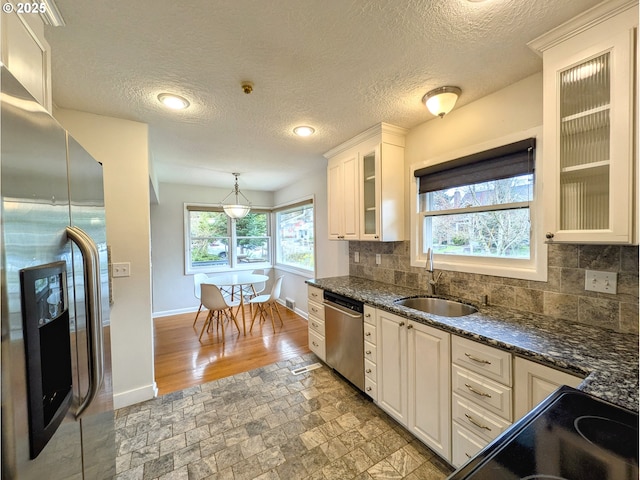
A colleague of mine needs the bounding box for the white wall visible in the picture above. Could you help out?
[54,108,155,409]
[404,72,543,237]
[273,165,348,316]
[150,182,274,315]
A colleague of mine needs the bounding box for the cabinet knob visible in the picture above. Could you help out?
[398,322,405,327]
[545,232,555,239]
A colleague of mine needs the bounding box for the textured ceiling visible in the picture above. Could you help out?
[45,0,602,191]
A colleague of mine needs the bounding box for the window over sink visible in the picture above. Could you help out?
[411,128,547,281]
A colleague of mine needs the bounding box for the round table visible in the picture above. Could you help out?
[204,273,269,335]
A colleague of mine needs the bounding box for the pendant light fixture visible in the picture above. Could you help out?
[422,86,461,118]
[221,173,251,219]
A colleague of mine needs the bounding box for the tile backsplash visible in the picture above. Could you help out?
[348,241,639,334]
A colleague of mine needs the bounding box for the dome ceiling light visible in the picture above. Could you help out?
[157,93,190,110]
[422,86,462,118]
[293,126,315,137]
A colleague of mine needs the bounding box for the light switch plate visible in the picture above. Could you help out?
[584,270,617,294]
[112,262,131,278]
[354,251,360,263]
[375,254,381,265]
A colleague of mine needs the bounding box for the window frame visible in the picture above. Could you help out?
[272,196,316,277]
[410,128,547,281]
[184,203,272,274]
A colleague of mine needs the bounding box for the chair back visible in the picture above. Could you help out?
[200,283,230,311]
[270,276,284,302]
[252,269,267,294]
[193,273,209,300]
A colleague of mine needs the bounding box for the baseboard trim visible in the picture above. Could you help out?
[153,306,198,318]
[113,382,158,409]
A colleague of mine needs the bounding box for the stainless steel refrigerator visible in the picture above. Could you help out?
[1,67,116,479]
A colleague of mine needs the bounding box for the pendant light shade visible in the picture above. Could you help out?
[422,86,461,118]
[221,173,251,219]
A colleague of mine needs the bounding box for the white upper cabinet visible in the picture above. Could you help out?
[1,7,56,112]
[325,123,407,241]
[529,0,638,244]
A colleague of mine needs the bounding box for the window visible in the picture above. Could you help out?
[185,206,270,273]
[412,131,546,281]
[274,200,314,274]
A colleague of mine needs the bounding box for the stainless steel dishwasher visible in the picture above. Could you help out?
[323,291,364,391]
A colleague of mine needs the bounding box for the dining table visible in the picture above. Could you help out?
[204,272,269,335]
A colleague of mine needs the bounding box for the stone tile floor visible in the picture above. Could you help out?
[114,354,454,480]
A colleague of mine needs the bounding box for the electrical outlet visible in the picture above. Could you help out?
[112,262,131,278]
[354,251,360,263]
[375,254,381,265]
[584,270,617,294]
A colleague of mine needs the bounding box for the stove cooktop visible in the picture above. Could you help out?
[448,386,639,480]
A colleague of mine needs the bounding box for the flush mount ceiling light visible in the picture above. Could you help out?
[293,126,315,137]
[220,173,251,219]
[422,86,462,118]
[157,93,190,110]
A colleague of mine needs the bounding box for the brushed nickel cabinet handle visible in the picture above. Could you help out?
[465,453,472,459]
[465,383,492,398]
[365,313,371,318]
[465,413,491,431]
[312,322,318,327]
[465,353,491,365]
[366,350,372,355]
[312,341,318,347]
[366,386,372,392]
[365,332,371,336]
[366,368,372,373]
[399,322,405,327]
[407,324,413,330]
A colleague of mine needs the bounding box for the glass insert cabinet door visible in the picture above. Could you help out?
[361,149,379,239]
[543,18,635,244]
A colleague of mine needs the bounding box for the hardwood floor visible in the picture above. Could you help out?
[153,304,311,395]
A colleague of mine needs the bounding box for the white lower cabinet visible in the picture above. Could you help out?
[307,286,326,361]
[376,309,451,459]
[451,335,513,468]
[363,305,378,400]
[514,356,582,421]
[407,321,451,460]
[377,309,407,424]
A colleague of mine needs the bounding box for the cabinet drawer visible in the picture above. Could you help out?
[308,285,323,303]
[309,329,325,361]
[364,322,376,344]
[364,358,377,381]
[451,422,488,469]
[452,335,512,386]
[308,300,325,322]
[364,341,377,364]
[363,305,376,325]
[364,377,377,401]
[308,316,325,336]
[452,393,512,442]
[452,365,512,421]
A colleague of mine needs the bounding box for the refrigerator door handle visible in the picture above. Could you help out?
[67,226,105,417]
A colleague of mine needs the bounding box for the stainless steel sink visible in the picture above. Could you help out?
[394,297,477,317]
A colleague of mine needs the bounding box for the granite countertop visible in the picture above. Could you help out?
[307,276,639,412]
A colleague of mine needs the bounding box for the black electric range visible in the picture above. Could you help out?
[448,386,638,480]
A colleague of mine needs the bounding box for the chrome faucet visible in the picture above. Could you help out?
[425,248,443,295]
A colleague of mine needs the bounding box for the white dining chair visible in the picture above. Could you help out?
[249,275,283,332]
[199,283,241,341]
[192,273,209,327]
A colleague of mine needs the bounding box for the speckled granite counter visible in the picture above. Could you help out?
[307,276,639,411]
